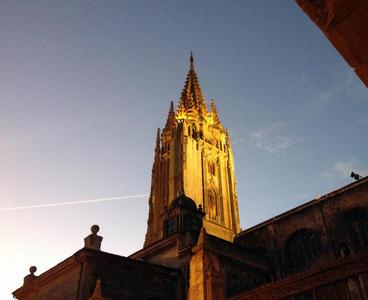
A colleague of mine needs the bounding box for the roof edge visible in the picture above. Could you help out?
[237,176,368,237]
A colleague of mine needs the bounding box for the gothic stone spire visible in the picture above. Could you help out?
[144,128,161,247]
[210,99,221,125]
[164,101,176,132]
[178,53,207,115]
[144,56,240,247]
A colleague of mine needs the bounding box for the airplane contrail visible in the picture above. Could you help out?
[0,193,149,212]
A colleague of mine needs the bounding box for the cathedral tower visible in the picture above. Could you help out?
[144,54,240,246]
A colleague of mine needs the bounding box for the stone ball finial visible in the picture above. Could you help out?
[91,225,100,235]
[29,266,37,275]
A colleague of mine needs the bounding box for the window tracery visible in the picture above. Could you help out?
[208,160,215,176]
[164,216,178,237]
[342,207,368,248]
[207,189,218,221]
[284,228,322,272]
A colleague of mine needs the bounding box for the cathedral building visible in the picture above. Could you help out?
[145,53,240,246]
[13,56,368,300]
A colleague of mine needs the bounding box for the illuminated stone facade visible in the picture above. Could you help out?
[145,54,240,246]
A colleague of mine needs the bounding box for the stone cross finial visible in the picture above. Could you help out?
[23,266,37,285]
[84,225,103,251]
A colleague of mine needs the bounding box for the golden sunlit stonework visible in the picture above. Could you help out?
[13,55,368,300]
[145,54,241,246]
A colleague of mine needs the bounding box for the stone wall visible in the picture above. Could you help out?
[231,252,368,300]
[295,0,368,87]
[14,249,182,300]
[236,179,368,280]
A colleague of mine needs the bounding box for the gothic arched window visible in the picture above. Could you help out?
[342,207,368,248]
[191,124,198,139]
[207,189,217,221]
[284,228,322,272]
[208,160,215,176]
[164,216,178,237]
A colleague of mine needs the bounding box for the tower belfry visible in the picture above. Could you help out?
[144,55,240,246]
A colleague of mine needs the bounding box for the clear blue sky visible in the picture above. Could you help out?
[1,1,367,297]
